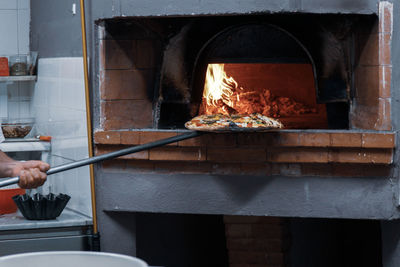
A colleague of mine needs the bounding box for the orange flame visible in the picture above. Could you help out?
[203,64,237,107]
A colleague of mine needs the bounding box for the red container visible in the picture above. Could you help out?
[0,57,9,76]
[0,188,26,214]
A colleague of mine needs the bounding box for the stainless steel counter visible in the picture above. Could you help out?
[0,208,92,231]
[0,209,93,256]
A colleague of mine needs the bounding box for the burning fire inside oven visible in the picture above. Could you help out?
[196,63,328,129]
[201,63,318,117]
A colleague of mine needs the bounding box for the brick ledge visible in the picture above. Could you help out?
[94,130,395,165]
[94,130,395,149]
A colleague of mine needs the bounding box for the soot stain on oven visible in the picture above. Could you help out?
[101,14,375,130]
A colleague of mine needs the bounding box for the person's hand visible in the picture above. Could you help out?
[11,161,50,189]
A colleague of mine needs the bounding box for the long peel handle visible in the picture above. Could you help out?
[0,177,19,188]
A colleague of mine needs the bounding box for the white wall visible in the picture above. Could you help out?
[0,0,30,56]
[0,1,92,217]
[0,0,31,121]
[33,58,92,217]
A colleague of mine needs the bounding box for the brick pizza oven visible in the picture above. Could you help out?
[88,1,398,266]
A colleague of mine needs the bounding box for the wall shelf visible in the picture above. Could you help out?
[0,76,37,82]
[0,139,50,153]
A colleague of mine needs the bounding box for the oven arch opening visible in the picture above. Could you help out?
[190,23,328,129]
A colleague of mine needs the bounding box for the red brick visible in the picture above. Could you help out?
[207,133,237,147]
[102,159,154,173]
[125,160,155,173]
[228,251,285,265]
[375,98,391,131]
[149,147,206,161]
[354,75,380,105]
[94,131,121,144]
[251,224,288,238]
[211,163,242,175]
[364,148,393,164]
[237,132,279,147]
[101,160,127,171]
[207,148,266,162]
[269,163,302,176]
[120,151,149,160]
[178,135,208,147]
[101,100,153,130]
[120,131,140,145]
[354,66,379,100]
[102,120,125,131]
[279,109,328,129]
[278,164,302,176]
[298,133,330,147]
[101,40,134,70]
[362,133,395,148]
[379,1,393,33]
[134,40,158,69]
[357,33,379,66]
[331,164,367,177]
[278,132,299,146]
[100,69,152,100]
[329,148,392,164]
[226,238,286,252]
[271,164,284,175]
[379,33,391,66]
[225,224,286,239]
[154,161,212,174]
[359,164,391,177]
[329,149,361,164]
[331,163,389,177]
[350,101,379,130]
[240,163,272,176]
[100,40,106,70]
[384,98,392,130]
[139,131,177,146]
[267,148,328,163]
[225,224,252,238]
[379,66,391,98]
[301,164,333,176]
[95,145,149,160]
[330,132,362,147]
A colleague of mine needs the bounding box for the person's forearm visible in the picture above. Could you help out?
[0,151,50,188]
[0,150,17,178]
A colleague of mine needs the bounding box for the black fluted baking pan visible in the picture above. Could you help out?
[12,193,70,220]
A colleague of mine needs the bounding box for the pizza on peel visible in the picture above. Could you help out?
[185,113,283,132]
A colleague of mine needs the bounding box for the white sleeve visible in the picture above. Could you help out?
[0,125,4,143]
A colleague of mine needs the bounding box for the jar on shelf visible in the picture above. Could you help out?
[9,55,28,76]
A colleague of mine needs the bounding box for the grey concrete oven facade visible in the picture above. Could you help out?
[86,0,400,262]
[29,0,400,265]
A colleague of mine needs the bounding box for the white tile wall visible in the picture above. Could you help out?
[0,0,17,10]
[33,58,92,217]
[0,1,29,55]
[17,0,30,10]
[0,3,92,218]
[0,0,31,121]
[0,10,19,55]
[17,8,30,54]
